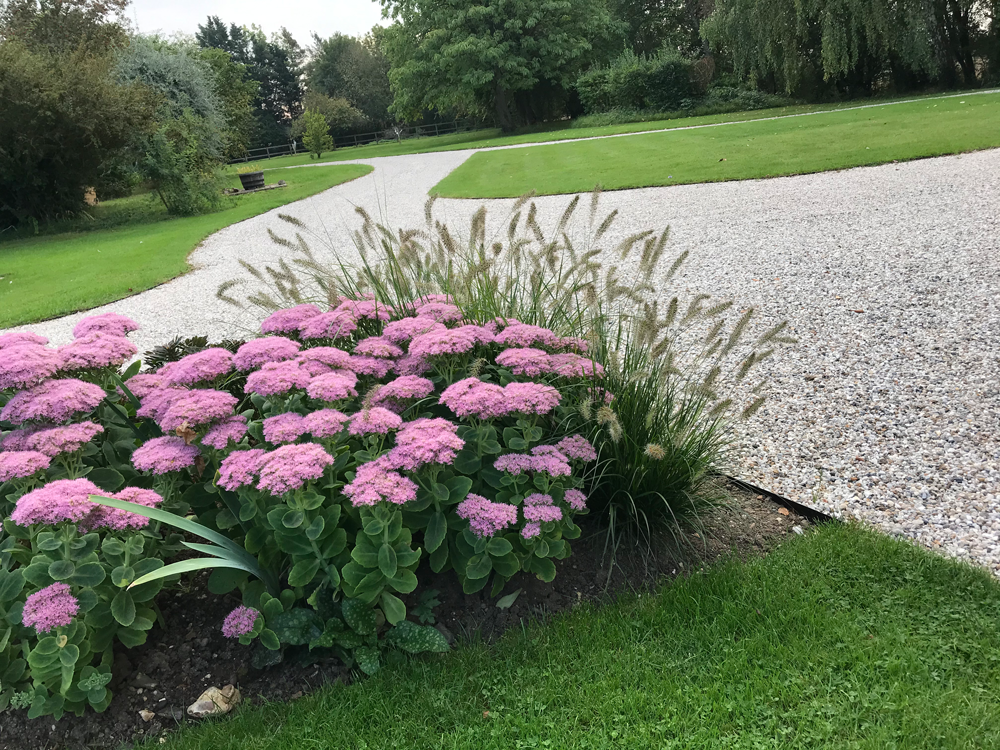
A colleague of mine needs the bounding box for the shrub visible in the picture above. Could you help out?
[576,50,694,115]
[302,109,335,159]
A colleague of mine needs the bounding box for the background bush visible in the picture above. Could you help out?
[576,50,694,115]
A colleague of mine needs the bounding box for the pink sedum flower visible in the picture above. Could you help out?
[218,449,266,491]
[0,451,50,481]
[136,387,189,422]
[262,412,307,444]
[495,347,552,377]
[297,346,353,371]
[256,443,333,496]
[160,348,234,386]
[413,301,462,322]
[222,606,260,638]
[0,344,62,390]
[348,407,403,436]
[564,488,588,511]
[521,522,542,539]
[494,452,571,477]
[1,378,105,425]
[522,494,563,523]
[132,436,200,474]
[307,372,358,402]
[25,422,104,457]
[495,322,561,349]
[408,327,480,359]
[22,583,79,633]
[372,375,434,403]
[11,478,102,526]
[298,311,357,341]
[261,304,322,335]
[159,389,237,432]
[0,331,48,349]
[0,427,43,451]
[59,333,137,371]
[548,353,604,378]
[302,408,348,438]
[456,494,518,538]
[393,354,432,376]
[504,382,561,416]
[382,317,446,344]
[557,434,598,462]
[233,337,301,371]
[353,336,404,359]
[439,378,506,420]
[334,297,392,321]
[202,416,248,450]
[122,373,163,400]
[385,417,464,470]
[82,487,164,532]
[349,356,394,378]
[342,456,417,507]
[72,313,138,339]
[245,360,311,397]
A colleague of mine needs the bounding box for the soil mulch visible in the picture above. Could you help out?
[0,483,814,750]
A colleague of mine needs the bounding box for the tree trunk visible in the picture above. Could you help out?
[493,78,514,132]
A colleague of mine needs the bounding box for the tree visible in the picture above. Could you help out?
[197,47,258,160]
[307,30,393,127]
[607,0,712,57]
[301,109,334,158]
[380,0,616,130]
[291,92,367,139]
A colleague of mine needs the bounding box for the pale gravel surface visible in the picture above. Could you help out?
[6,145,1000,573]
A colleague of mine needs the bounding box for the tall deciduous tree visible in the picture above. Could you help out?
[380,0,616,130]
[307,30,393,127]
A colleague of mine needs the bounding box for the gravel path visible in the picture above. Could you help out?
[7,145,1000,574]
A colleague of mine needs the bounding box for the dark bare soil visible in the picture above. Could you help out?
[0,483,813,750]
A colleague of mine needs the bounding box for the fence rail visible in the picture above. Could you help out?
[229,119,479,164]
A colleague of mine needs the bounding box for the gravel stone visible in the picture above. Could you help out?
[5,144,998,574]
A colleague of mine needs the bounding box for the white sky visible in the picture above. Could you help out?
[129,0,386,45]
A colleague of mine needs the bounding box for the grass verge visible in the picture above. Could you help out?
[0,164,372,328]
[432,92,1000,198]
[156,524,1000,749]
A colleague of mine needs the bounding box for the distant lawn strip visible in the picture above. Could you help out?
[160,524,1000,750]
[433,92,1000,198]
[0,164,372,328]
[242,89,997,170]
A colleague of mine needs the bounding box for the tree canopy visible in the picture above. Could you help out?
[307,31,393,128]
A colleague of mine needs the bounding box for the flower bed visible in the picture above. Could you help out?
[0,299,610,719]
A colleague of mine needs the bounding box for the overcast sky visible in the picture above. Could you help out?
[129,0,386,46]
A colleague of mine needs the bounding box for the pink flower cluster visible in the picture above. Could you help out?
[132,436,201,474]
[0,450,50,481]
[263,412,307,444]
[257,443,334,496]
[522,493,563,523]
[385,418,464,470]
[245,361,311,396]
[160,348,234,386]
[202,416,248,450]
[218,449,266,491]
[222,606,261,638]
[299,311,357,340]
[72,313,139,339]
[456,494,518,538]
[158,389,237,432]
[557,434,598,462]
[233,337,300,371]
[24,422,104,457]
[307,372,358,402]
[348,407,402,436]
[1,379,106,425]
[22,582,80,633]
[372,375,434,403]
[494,451,571,477]
[10,478,162,530]
[83,487,164,532]
[0,345,62,391]
[439,378,561,420]
[341,456,417,506]
[495,348,604,378]
[382,317,445,344]
[354,337,403,359]
[261,304,322,335]
[303,409,348,438]
[59,333,137,371]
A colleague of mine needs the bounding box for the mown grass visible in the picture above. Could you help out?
[241,89,995,170]
[433,92,1000,198]
[156,524,1000,750]
[0,164,372,328]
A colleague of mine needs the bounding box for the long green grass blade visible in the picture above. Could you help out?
[128,558,257,589]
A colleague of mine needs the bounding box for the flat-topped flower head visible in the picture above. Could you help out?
[386,417,464,470]
[303,408,348,438]
[159,389,237,432]
[132,436,200,474]
[408,327,480,358]
[557,434,598,462]
[122,373,163,400]
[348,406,403,436]
[413,301,462,322]
[263,412,307,444]
[382,317,446,344]
[307,372,358,402]
[298,311,357,341]
[0,331,48,349]
[136,387,189,422]
[218,449,266,490]
[72,313,139,339]
[456,494,518,538]
[11,478,102,526]
[297,346,353,372]
[0,426,43,451]
[393,354,432,376]
[256,443,333,496]
[0,344,62,390]
[245,360,311,397]
[334,297,392,321]
[439,377,506,420]
[160,348,234,386]
[82,487,163,532]
[202,416,248,450]
[372,375,434,404]
[22,583,79,633]
[504,382,561,416]
[233,337,301,371]
[222,606,261,638]
[1,378,106,425]
[342,456,417,507]
[354,336,404,359]
[558,336,589,353]
[522,494,562,522]
[25,422,104,457]
[564,488,587,511]
[0,451,50,481]
[495,347,552,377]
[521,522,541,539]
[59,333,137,371]
[348,355,394,378]
[494,452,571,477]
[495,322,561,349]
[548,353,604,378]
[261,304,322,335]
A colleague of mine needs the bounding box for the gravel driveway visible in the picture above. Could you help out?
[7,145,1000,574]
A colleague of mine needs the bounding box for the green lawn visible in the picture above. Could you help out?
[433,92,1000,198]
[157,524,1000,750]
[242,89,996,170]
[0,164,372,328]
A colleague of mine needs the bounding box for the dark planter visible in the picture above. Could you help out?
[238,171,265,191]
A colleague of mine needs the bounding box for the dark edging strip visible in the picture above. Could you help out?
[723,475,840,525]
